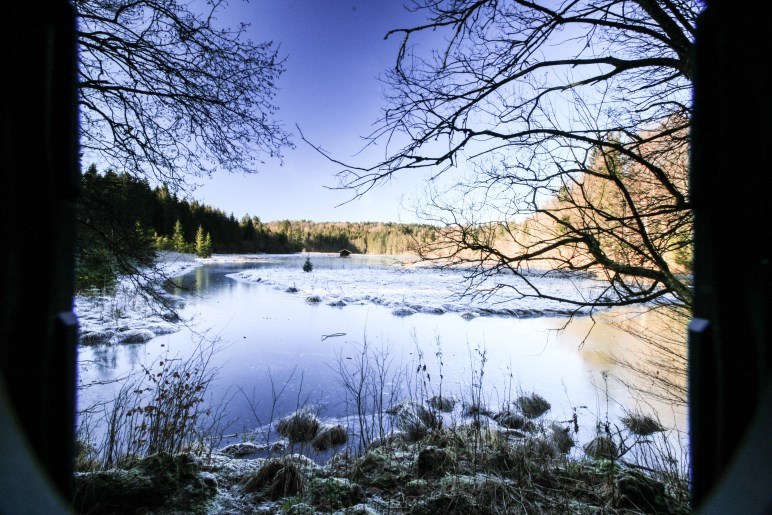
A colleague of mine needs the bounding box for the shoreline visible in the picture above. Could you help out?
[75,253,202,345]
[74,404,690,514]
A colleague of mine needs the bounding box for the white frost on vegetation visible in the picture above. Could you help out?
[75,253,201,345]
[226,257,609,319]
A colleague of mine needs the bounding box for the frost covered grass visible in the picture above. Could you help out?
[75,252,201,345]
[225,253,609,319]
[325,338,690,510]
[76,341,225,471]
[75,336,690,513]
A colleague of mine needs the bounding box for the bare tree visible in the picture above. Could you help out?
[76,0,292,190]
[320,0,699,314]
[74,0,293,301]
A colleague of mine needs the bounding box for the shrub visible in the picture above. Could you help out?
[90,347,217,469]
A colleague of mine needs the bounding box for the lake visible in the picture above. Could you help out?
[77,253,688,458]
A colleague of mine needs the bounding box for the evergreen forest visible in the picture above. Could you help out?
[76,166,438,290]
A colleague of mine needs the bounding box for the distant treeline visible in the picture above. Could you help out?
[79,166,438,257]
[260,220,438,255]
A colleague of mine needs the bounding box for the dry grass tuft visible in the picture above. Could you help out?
[583,434,618,460]
[243,457,305,500]
[461,403,493,418]
[312,424,348,451]
[516,393,551,418]
[548,423,574,454]
[429,395,456,412]
[276,409,320,443]
[416,446,456,477]
[621,412,665,436]
[493,410,532,431]
[387,401,438,441]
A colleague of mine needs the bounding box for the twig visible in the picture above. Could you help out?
[621,459,662,475]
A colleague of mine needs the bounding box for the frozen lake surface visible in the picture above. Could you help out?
[77,253,687,458]
[225,254,605,318]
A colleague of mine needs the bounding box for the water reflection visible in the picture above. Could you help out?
[90,344,117,370]
[195,266,209,292]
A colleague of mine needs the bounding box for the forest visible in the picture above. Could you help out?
[76,165,439,290]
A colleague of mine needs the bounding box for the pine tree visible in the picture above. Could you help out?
[172,220,187,253]
[204,232,213,257]
[194,225,207,257]
[302,257,313,273]
[154,233,172,251]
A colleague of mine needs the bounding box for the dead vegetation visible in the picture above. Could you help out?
[74,337,689,513]
[242,457,305,500]
[516,392,552,418]
[622,411,666,436]
[276,409,321,444]
[312,424,348,451]
[338,423,688,514]
[584,434,619,460]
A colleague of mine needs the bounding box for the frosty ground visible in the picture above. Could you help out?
[76,252,201,345]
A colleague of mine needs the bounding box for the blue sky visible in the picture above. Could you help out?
[193,0,439,223]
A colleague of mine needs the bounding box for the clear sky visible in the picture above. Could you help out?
[192,0,439,223]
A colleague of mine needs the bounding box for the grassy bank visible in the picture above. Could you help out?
[76,336,689,513]
[75,381,689,513]
[74,418,689,514]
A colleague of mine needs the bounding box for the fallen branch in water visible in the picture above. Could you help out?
[321,333,346,341]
